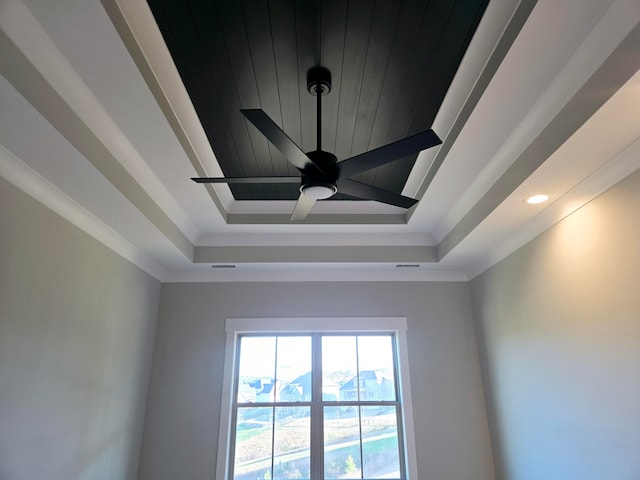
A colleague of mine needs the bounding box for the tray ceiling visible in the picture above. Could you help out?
[1,0,639,282]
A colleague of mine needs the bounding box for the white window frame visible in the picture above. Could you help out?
[216,317,418,480]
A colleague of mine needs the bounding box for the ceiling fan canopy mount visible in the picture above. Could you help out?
[307,66,332,96]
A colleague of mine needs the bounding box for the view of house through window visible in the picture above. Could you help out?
[230,333,405,480]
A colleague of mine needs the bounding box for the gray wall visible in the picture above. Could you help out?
[0,178,161,480]
[138,281,495,480]
[470,169,640,480]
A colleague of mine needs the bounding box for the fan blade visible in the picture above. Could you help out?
[241,109,317,172]
[192,176,300,184]
[338,129,442,178]
[338,178,418,209]
[290,192,316,221]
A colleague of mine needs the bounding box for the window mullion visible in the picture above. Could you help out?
[395,404,407,480]
[310,333,324,480]
[270,339,278,480]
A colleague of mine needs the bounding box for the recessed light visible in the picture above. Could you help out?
[525,194,549,205]
[395,264,420,268]
[211,264,236,269]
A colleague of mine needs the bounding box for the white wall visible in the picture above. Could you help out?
[470,169,640,480]
[138,281,495,480]
[0,178,161,480]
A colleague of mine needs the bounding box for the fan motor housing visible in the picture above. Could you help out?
[301,150,339,198]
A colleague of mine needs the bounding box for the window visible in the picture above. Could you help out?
[217,318,417,480]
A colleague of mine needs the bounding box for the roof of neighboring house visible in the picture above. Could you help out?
[249,378,275,395]
[287,371,312,392]
[280,384,303,396]
[340,370,393,390]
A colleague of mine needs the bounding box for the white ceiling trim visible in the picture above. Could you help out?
[0,0,199,242]
[226,199,406,215]
[0,2,194,259]
[432,0,639,243]
[435,0,640,261]
[404,0,529,198]
[102,0,234,215]
[196,232,435,247]
[193,245,437,265]
[464,135,640,279]
[166,266,468,284]
[0,144,168,281]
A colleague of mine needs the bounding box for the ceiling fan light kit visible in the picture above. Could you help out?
[192,66,442,221]
[301,184,337,200]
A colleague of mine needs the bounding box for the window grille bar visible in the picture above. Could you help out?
[311,333,324,480]
[235,400,399,408]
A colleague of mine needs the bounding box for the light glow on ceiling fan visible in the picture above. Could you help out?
[300,184,338,200]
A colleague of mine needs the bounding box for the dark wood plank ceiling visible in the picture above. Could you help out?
[148,0,489,201]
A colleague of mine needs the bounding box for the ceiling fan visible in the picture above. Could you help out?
[192,66,442,221]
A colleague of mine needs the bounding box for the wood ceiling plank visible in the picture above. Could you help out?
[373,1,455,192]
[333,0,375,162]
[349,0,401,158]
[270,0,303,159]
[270,0,308,199]
[369,154,417,195]
[384,2,453,143]
[295,0,320,154]
[242,0,289,199]
[346,0,403,191]
[380,0,489,192]
[408,0,488,135]
[185,8,248,185]
[150,0,254,200]
[366,0,431,150]
[157,0,264,199]
[214,0,275,199]
[355,0,433,191]
[318,0,347,156]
